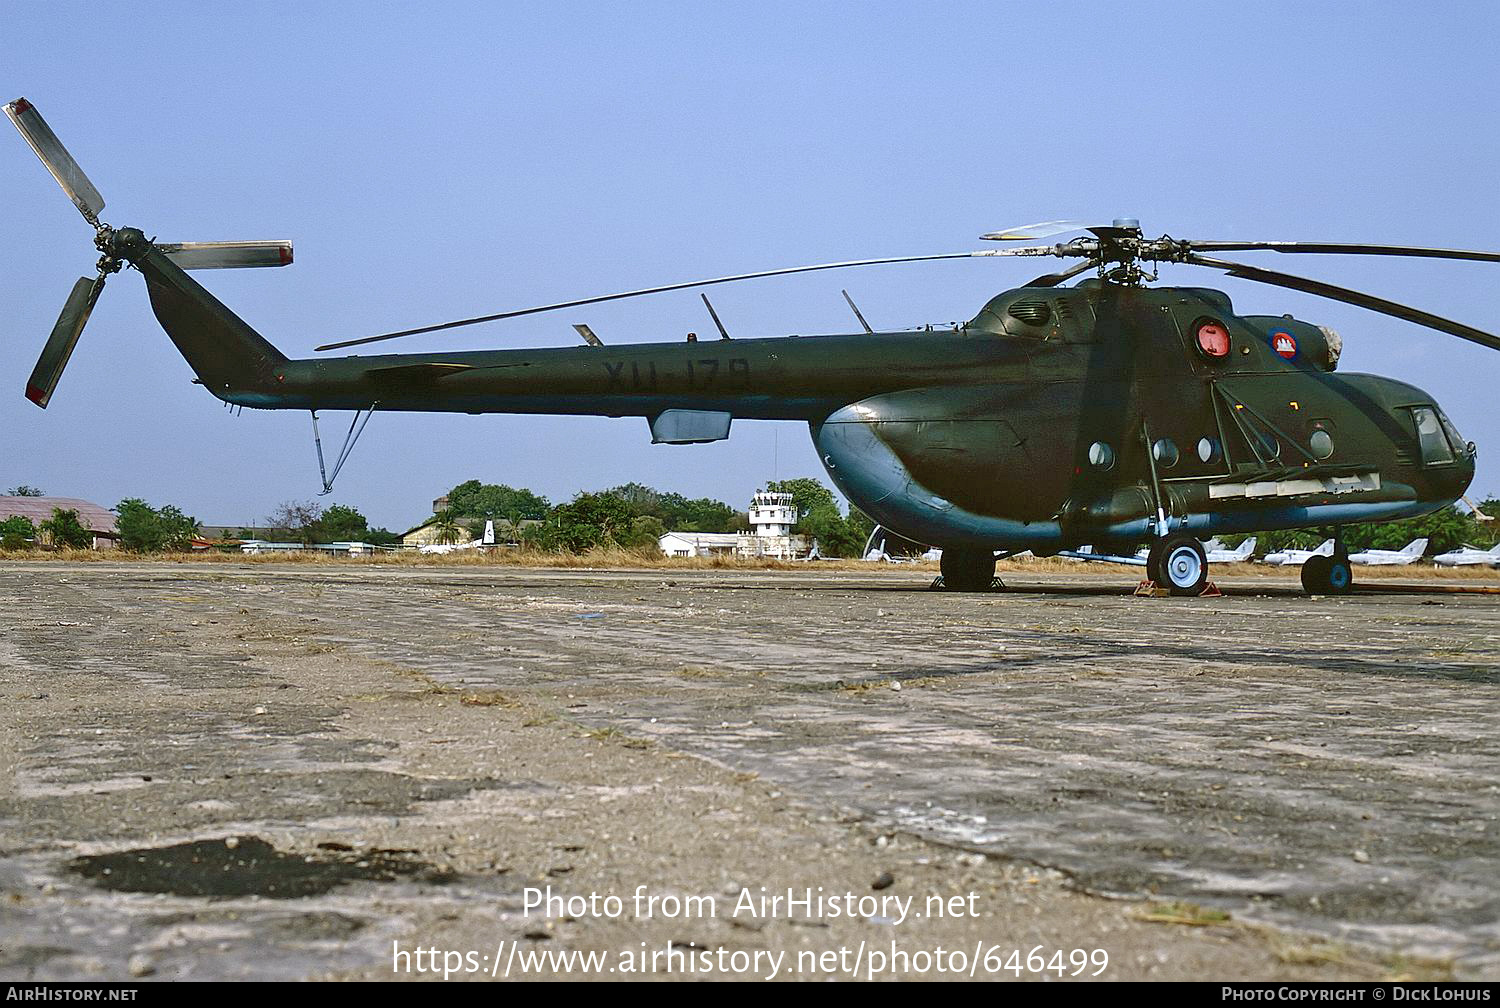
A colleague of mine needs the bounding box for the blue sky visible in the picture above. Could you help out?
[4,3,1497,531]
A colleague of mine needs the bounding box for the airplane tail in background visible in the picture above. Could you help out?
[1403,538,1429,557]
[1235,537,1256,559]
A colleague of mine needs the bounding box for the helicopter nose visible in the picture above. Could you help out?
[1434,435,1477,502]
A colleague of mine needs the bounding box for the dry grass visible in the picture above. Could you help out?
[3,546,1499,582]
[1130,902,1454,980]
[1130,900,1234,927]
[0,545,822,571]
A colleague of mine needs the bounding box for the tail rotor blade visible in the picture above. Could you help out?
[157,240,294,269]
[4,98,106,227]
[26,275,105,408]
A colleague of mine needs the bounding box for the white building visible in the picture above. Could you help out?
[241,540,377,556]
[659,532,740,557]
[657,490,809,560]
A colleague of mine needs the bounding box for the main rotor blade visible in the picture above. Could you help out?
[1184,253,1500,352]
[1183,240,1500,263]
[158,240,294,269]
[26,274,105,408]
[4,98,105,227]
[980,219,1085,241]
[1024,258,1095,287]
[315,248,1056,352]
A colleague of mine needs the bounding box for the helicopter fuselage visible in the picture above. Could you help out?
[129,225,1473,555]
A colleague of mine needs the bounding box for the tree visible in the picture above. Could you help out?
[519,520,562,552]
[6,485,44,497]
[605,482,661,514]
[446,480,551,524]
[266,500,325,544]
[0,515,36,550]
[430,509,464,545]
[40,508,92,550]
[658,492,740,533]
[766,477,837,520]
[603,483,740,533]
[766,477,868,557]
[116,499,200,552]
[618,514,666,554]
[310,504,370,543]
[363,526,401,547]
[118,498,166,552]
[550,492,636,552]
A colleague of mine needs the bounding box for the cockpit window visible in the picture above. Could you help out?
[1438,409,1467,456]
[1410,406,1454,465]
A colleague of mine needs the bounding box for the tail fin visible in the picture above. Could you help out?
[1403,538,1428,557]
[120,229,290,398]
[1236,536,1256,559]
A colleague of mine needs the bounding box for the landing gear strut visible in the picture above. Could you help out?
[940,548,996,592]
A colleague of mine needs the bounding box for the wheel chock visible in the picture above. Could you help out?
[1134,579,1221,598]
[930,576,1006,591]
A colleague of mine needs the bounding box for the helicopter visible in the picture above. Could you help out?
[8,98,1497,597]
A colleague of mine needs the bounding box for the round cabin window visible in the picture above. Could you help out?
[1194,318,1231,359]
[1152,438,1180,468]
[1309,429,1334,460]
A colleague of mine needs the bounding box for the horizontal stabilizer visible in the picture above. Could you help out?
[365,362,474,383]
[158,241,293,270]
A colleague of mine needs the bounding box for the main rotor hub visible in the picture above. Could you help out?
[1049,229,1198,286]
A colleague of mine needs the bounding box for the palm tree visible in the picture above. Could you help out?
[431,509,463,545]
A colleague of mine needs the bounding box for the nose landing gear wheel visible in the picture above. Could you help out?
[940,548,997,592]
[1157,534,1208,596]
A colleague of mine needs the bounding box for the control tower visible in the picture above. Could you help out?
[738,490,806,559]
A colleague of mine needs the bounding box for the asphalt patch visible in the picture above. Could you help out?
[67,836,454,899]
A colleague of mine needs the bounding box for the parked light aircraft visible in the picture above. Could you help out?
[1206,537,1256,563]
[1263,539,1334,565]
[1347,538,1427,565]
[1432,543,1500,567]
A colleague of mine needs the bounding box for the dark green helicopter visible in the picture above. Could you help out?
[10,98,1497,596]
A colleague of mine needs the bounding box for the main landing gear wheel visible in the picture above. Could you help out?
[941,549,996,592]
[1146,539,1166,585]
[1156,534,1208,596]
[1301,553,1353,595]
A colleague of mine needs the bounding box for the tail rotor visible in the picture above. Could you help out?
[5,97,294,407]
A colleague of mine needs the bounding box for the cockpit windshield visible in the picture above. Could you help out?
[1411,406,1455,465]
